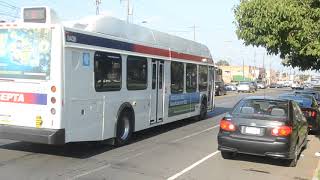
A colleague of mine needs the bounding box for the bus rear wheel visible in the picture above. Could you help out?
[115,110,133,146]
[197,100,207,120]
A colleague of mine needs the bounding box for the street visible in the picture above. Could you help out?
[0,88,319,180]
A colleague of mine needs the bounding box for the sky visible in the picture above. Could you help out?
[5,0,287,71]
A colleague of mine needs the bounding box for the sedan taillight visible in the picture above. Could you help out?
[302,109,317,119]
[220,118,236,132]
[271,126,292,137]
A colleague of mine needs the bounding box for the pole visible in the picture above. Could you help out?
[269,58,272,85]
[127,0,130,23]
[262,53,265,83]
[253,50,256,80]
[193,24,196,41]
[243,58,245,81]
[96,0,101,15]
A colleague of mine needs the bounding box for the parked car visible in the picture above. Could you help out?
[237,82,255,93]
[257,82,266,89]
[225,84,237,91]
[279,93,320,133]
[218,96,308,167]
[270,83,280,88]
[215,81,227,96]
[292,83,304,90]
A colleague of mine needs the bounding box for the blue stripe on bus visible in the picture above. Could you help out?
[65,31,134,52]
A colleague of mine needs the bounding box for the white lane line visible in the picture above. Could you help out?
[70,124,221,179]
[171,125,219,143]
[167,151,220,180]
[70,164,111,180]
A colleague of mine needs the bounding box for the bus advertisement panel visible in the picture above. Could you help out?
[0,28,52,80]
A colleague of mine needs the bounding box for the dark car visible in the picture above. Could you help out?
[215,81,227,96]
[279,93,320,133]
[217,96,308,167]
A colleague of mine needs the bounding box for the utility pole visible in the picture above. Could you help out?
[120,0,132,23]
[269,57,272,85]
[192,24,196,41]
[253,50,256,80]
[242,58,245,81]
[189,24,198,41]
[96,0,102,15]
[126,0,130,23]
[262,53,265,84]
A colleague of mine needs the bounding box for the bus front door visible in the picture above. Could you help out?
[150,59,164,125]
[208,66,215,111]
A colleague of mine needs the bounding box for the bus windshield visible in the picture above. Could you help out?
[0,28,52,80]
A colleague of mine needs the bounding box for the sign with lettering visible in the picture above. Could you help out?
[0,91,47,105]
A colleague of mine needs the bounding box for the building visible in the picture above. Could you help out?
[218,65,264,84]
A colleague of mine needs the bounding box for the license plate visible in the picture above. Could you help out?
[245,127,261,135]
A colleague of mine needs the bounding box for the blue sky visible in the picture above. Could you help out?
[8,0,285,70]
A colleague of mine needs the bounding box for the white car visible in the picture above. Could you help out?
[291,83,304,90]
[237,82,255,93]
[257,83,266,89]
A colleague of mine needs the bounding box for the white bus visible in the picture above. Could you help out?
[0,7,215,145]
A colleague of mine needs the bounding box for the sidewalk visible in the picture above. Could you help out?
[312,135,320,180]
[312,160,320,180]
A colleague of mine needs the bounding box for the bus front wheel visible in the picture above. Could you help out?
[115,110,133,146]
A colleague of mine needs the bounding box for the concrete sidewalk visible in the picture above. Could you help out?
[312,135,320,180]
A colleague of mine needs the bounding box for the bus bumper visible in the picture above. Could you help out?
[0,125,65,145]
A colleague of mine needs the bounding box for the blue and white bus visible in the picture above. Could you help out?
[0,7,215,145]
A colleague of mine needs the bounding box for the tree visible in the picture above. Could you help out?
[234,0,320,70]
[216,60,230,66]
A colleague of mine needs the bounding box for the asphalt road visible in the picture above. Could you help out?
[0,88,319,180]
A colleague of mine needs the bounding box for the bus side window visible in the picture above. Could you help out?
[186,63,197,93]
[171,61,184,94]
[127,56,148,90]
[94,51,122,92]
[199,65,208,92]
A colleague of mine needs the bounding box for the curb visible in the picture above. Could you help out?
[312,159,320,180]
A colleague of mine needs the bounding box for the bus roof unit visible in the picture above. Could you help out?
[64,15,213,64]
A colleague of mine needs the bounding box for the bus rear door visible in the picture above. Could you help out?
[150,59,164,125]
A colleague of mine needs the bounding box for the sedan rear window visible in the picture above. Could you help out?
[232,99,288,119]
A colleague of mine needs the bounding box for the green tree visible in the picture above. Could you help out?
[234,0,320,70]
[216,60,230,66]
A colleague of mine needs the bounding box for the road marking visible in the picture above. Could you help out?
[70,164,111,180]
[167,151,220,180]
[171,125,219,143]
[70,124,221,179]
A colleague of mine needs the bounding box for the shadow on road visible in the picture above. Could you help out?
[0,107,231,159]
[225,138,310,167]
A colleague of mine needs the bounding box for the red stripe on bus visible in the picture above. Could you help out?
[134,44,170,57]
[133,44,211,63]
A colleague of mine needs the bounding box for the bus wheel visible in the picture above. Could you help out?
[198,100,207,120]
[115,110,133,146]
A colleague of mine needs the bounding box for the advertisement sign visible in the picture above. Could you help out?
[169,92,200,117]
[0,28,52,80]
